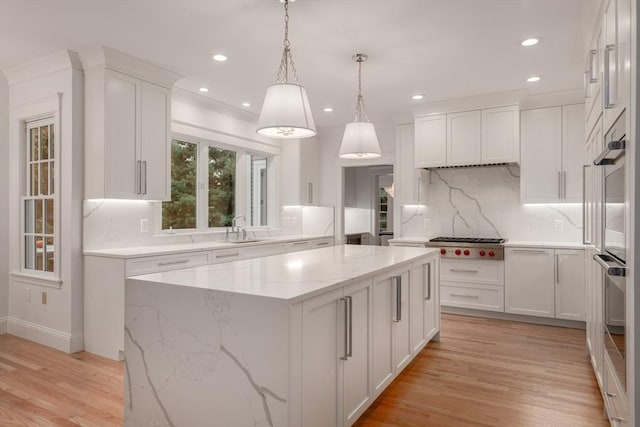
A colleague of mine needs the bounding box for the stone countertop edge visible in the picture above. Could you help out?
[82,234,333,259]
[125,245,439,304]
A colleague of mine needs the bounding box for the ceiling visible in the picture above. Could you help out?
[0,0,600,128]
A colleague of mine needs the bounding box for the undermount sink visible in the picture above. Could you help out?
[226,239,262,244]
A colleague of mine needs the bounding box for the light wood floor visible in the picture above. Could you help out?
[0,314,607,426]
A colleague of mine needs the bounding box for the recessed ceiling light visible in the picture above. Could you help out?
[323,107,334,112]
[242,102,251,107]
[412,94,425,100]
[521,38,540,47]
[526,76,541,83]
[199,87,209,93]
[212,54,228,62]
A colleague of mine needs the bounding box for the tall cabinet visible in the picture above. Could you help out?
[80,47,182,200]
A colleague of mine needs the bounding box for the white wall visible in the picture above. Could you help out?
[0,74,9,333]
[318,122,397,243]
[4,51,84,351]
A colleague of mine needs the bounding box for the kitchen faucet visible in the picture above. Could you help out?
[231,215,247,240]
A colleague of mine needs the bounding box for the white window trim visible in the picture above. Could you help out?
[9,93,63,287]
[160,132,277,234]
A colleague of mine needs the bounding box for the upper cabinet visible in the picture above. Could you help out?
[280,137,320,206]
[520,104,585,203]
[396,124,428,204]
[414,105,519,168]
[81,47,182,200]
[603,0,631,133]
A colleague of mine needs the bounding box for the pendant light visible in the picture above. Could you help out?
[257,0,316,139]
[339,53,381,159]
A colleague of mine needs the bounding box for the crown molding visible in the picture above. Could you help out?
[3,50,82,86]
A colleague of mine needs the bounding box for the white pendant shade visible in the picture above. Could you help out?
[257,83,316,139]
[339,121,381,159]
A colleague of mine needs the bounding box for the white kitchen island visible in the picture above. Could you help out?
[124,245,440,427]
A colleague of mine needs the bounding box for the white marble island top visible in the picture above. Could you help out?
[127,245,438,303]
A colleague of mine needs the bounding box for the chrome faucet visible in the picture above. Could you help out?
[231,215,247,240]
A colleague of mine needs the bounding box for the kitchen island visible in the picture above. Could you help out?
[124,245,440,427]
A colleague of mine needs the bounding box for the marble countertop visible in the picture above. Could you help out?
[83,234,332,259]
[388,237,430,244]
[126,245,438,303]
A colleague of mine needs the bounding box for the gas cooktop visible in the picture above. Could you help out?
[429,237,506,244]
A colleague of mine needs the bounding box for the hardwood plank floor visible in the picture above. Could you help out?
[0,314,607,426]
[355,314,608,427]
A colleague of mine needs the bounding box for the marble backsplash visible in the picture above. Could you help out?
[83,200,334,251]
[400,165,583,242]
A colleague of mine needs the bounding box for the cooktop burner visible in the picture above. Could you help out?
[429,237,506,244]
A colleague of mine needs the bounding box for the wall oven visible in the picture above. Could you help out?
[594,112,627,391]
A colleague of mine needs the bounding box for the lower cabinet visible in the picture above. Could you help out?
[300,254,439,427]
[505,247,585,320]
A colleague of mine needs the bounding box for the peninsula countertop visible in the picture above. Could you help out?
[126,244,439,303]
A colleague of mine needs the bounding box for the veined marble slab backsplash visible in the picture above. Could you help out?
[400,166,583,242]
[83,200,334,251]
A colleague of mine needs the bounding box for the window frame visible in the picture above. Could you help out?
[162,133,274,233]
[20,116,60,279]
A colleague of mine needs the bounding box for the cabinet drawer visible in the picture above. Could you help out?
[441,282,504,312]
[240,244,285,260]
[389,242,425,248]
[311,238,333,248]
[440,259,504,285]
[126,252,209,276]
[604,355,628,425]
[287,240,312,252]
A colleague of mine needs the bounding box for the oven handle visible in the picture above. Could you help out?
[582,165,591,245]
[593,253,627,277]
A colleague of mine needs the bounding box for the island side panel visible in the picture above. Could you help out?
[125,279,291,427]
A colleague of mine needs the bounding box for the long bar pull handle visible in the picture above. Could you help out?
[449,268,480,273]
[216,251,240,259]
[142,161,148,195]
[558,171,562,199]
[582,165,591,245]
[397,275,402,322]
[425,263,432,301]
[511,249,548,254]
[556,254,560,283]
[135,160,141,194]
[589,49,598,82]
[157,259,189,267]
[346,296,353,358]
[450,294,479,299]
[604,44,615,108]
[563,171,566,199]
[339,297,348,361]
[391,276,401,322]
[583,70,590,99]
[307,183,313,204]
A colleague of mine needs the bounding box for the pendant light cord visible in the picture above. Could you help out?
[354,55,369,122]
[276,0,299,84]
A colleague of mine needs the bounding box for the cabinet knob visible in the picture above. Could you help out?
[455,249,462,256]
[479,250,486,256]
[463,250,470,256]
[440,249,446,255]
[488,250,495,257]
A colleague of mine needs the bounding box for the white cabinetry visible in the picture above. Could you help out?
[410,258,439,353]
[603,0,631,133]
[414,115,447,168]
[505,247,585,320]
[81,47,181,200]
[447,110,482,166]
[415,105,519,168]
[520,104,585,203]
[396,124,428,204]
[281,137,320,205]
[440,258,505,312]
[482,105,520,163]
[301,278,373,427]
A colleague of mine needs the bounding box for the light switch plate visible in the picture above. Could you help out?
[140,219,149,233]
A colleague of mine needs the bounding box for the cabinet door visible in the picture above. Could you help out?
[371,273,394,396]
[414,115,446,167]
[409,262,426,353]
[392,268,411,372]
[562,104,586,202]
[585,24,603,137]
[603,0,629,132]
[342,280,372,427]
[555,250,586,320]
[104,70,139,199]
[423,258,439,342]
[520,107,563,203]
[447,110,482,166]
[481,106,519,164]
[140,81,171,201]
[505,248,555,318]
[301,288,343,427]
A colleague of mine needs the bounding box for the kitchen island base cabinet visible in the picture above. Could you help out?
[125,247,439,427]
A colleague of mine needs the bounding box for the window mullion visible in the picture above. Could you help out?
[198,142,208,230]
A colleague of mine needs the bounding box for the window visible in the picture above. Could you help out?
[162,138,265,231]
[23,119,56,274]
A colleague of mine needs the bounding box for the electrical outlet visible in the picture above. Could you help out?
[554,220,564,232]
[26,288,31,302]
[41,291,47,305]
[140,219,149,233]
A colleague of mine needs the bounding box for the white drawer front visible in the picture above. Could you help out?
[604,355,628,425]
[441,259,504,285]
[389,242,425,248]
[126,252,209,276]
[286,240,312,252]
[311,238,333,248]
[441,282,504,312]
[239,244,286,260]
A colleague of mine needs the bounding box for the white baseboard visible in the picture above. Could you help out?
[0,317,7,334]
[7,317,83,353]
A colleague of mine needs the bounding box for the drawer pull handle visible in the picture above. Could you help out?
[157,259,189,266]
[606,391,617,398]
[316,242,330,246]
[450,294,479,299]
[217,252,239,259]
[449,268,479,273]
[292,241,308,246]
[611,416,626,422]
[511,249,548,254]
